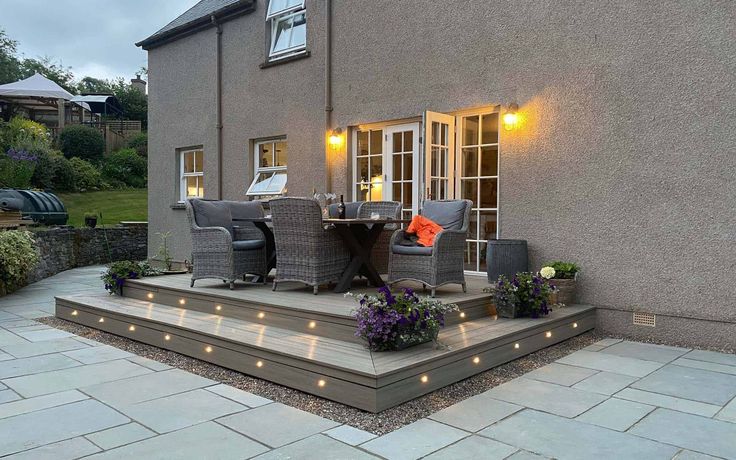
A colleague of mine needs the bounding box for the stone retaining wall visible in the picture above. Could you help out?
[28,224,148,283]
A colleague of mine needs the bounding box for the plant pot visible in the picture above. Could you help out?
[549,278,576,305]
[495,302,519,319]
[162,269,187,275]
[84,217,97,228]
[393,325,439,351]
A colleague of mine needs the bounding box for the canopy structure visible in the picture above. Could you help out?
[70,94,123,117]
[0,73,90,127]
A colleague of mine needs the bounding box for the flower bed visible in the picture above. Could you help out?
[349,286,458,351]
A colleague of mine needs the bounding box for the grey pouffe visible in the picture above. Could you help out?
[486,239,528,283]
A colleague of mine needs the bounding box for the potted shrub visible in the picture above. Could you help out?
[541,261,580,305]
[488,272,556,318]
[349,286,458,351]
[101,260,162,295]
[84,212,98,228]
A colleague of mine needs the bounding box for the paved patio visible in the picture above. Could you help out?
[0,267,734,459]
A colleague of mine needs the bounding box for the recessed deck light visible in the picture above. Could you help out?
[215,305,222,311]
[147,293,154,299]
[514,343,520,349]
[256,360,263,368]
[545,331,552,338]
[129,325,136,331]
[308,321,316,329]
[258,312,265,319]
[573,322,578,328]
[472,356,480,364]
[71,310,78,316]
[179,299,186,305]
[420,375,429,383]
[459,312,466,318]
[205,346,213,353]
[98,318,104,323]
[164,334,171,341]
[318,379,326,387]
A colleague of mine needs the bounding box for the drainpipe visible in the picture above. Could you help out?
[212,14,224,199]
[324,0,333,193]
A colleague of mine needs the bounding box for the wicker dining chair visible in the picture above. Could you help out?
[269,197,350,294]
[185,199,268,289]
[356,201,401,274]
[387,199,472,297]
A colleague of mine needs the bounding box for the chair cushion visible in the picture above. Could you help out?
[191,199,233,235]
[392,244,433,256]
[327,201,362,219]
[422,200,467,230]
[225,201,264,220]
[232,239,266,251]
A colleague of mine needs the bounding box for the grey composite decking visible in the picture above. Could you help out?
[55,275,595,412]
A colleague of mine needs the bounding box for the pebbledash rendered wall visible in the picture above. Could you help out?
[146,0,735,349]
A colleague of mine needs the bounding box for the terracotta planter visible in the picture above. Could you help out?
[549,278,576,305]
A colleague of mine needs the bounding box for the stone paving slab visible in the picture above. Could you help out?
[483,377,607,418]
[673,357,736,376]
[254,434,378,459]
[572,371,639,395]
[480,409,679,460]
[2,359,152,398]
[673,450,725,460]
[84,421,269,460]
[614,388,721,417]
[631,364,736,406]
[600,341,690,363]
[217,402,340,448]
[125,355,172,371]
[575,397,654,431]
[14,328,75,342]
[85,422,157,450]
[0,352,82,379]
[422,435,518,460]
[0,389,21,403]
[205,383,272,408]
[0,399,129,456]
[117,388,246,433]
[61,345,134,364]
[523,362,599,386]
[81,368,215,407]
[505,451,549,459]
[362,418,468,460]
[716,398,736,423]
[684,349,736,367]
[323,424,377,446]
[630,408,736,459]
[0,389,88,419]
[557,350,664,377]
[0,337,89,358]
[2,436,101,460]
[0,329,29,346]
[429,392,522,432]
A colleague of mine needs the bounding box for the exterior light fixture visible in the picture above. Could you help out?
[164,334,171,341]
[472,356,480,364]
[179,299,186,305]
[308,321,316,329]
[502,103,519,131]
[71,310,78,316]
[257,312,265,319]
[514,343,520,349]
[545,331,552,338]
[129,325,136,331]
[318,379,326,387]
[98,318,105,323]
[256,360,263,368]
[147,293,154,299]
[205,346,213,353]
[573,322,578,328]
[328,128,343,147]
[420,375,429,383]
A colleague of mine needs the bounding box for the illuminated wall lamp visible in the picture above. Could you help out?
[502,103,520,131]
[328,128,343,147]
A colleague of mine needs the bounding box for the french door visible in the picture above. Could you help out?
[422,109,500,273]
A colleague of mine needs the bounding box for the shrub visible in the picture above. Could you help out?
[0,230,39,295]
[68,157,106,191]
[58,125,104,163]
[101,148,147,188]
[491,272,556,318]
[101,260,161,295]
[542,261,580,279]
[125,132,147,157]
[0,148,38,189]
[0,117,51,152]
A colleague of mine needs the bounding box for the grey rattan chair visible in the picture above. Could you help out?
[356,201,401,274]
[388,199,472,297]
[186,199,268,289]
[270,197,350,294]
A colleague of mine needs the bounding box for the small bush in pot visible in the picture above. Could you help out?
[349,286,458,351]
[84,212,98,228]
[101,260,162,295]
[490,272,556,318]
[541,261,580,305]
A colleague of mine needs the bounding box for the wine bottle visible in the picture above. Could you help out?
[338,194,346,219]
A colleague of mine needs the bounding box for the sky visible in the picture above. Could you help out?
[1,0,201,81]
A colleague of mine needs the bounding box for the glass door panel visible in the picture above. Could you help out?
[424,111,455,201]
[385,123,419,219]
[353,128,384,201]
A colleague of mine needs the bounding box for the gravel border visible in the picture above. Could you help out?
[39,316,606,434]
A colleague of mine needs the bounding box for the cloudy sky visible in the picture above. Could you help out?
[1,0,201,81]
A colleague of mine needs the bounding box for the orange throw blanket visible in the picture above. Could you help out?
[406,215,443,247]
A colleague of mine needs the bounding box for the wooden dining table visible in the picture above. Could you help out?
[233,216,410,292]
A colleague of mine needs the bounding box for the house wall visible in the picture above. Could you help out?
[146,0,736,348]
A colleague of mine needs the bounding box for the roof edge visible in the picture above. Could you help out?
[136,0,256,50]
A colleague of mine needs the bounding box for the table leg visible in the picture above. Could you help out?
[333,223,385,293]
[254,221,276,283]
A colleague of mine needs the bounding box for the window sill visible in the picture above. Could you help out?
[260,50,310,69]
[170,203,186,210]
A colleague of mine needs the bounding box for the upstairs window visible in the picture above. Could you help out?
[267,0,306,60]
[247,139,287,198]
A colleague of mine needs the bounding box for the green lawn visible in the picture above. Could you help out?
[58,189,148,227]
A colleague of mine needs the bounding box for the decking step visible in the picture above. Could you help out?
[55,293,596,412]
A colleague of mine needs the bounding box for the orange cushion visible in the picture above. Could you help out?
[406,215,443,247]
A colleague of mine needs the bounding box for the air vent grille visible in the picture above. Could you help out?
[633,312,656,327]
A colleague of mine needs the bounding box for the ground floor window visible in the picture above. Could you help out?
[247,139,287,198]
[180,148,204,201]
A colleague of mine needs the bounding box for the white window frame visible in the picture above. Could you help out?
[247,139,287,198]
[267,0,306,60]
[179,148,204,202]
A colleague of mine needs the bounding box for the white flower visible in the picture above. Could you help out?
[540,266,556,279]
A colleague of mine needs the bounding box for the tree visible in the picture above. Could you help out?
[110,78,147,128]
[0,29,22,85]
[20,56,75,93]
[76,76,112,95]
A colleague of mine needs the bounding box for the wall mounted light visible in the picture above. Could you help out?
[502,103,519,131]
[328,128,343,147]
